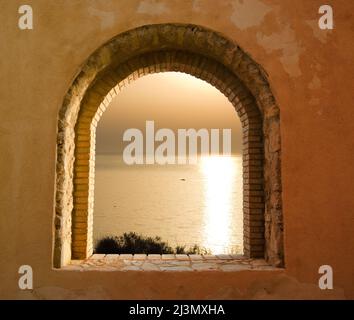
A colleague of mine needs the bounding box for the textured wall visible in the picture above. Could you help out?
[0,0,353,299]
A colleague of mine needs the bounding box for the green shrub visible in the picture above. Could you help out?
[95,232,174,254]
[94,236,120,254]
[94,232,211,255]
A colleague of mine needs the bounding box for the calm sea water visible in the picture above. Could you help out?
[93,155,243,254]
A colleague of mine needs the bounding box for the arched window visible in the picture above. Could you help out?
[53,24,283,268]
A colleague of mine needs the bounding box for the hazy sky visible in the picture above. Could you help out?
[96,72,242,155]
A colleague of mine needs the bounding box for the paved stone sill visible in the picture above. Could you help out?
[63,254,281,272]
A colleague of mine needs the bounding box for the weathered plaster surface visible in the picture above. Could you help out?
[256,22,305,77]
[0,0,354,299]
[308,75,322,90]
[87,7,116,30]
[230,0,272,30]
[137,0,169,15]
[306,19,333,44]
[17,272,346,300]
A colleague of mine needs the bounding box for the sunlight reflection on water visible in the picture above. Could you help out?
[201,156,242,253]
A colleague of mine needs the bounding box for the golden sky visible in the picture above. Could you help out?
[96,72,242,155]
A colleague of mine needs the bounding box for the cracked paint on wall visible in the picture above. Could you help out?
[228,0,305,78]
[256,22,304,77]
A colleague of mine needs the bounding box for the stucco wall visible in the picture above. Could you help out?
[0,0,353,299]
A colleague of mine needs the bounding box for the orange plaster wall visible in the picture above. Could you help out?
[0,0,353,299]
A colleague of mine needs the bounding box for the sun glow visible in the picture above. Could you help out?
[201,155,241,254]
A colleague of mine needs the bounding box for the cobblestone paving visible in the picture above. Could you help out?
[63,254,279,272]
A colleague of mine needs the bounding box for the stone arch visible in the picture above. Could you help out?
[54,24,283,268]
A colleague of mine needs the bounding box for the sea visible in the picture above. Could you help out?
[93,154,243,254]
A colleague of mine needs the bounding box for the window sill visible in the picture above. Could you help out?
[62,254,281,272]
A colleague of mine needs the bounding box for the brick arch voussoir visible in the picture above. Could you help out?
[84,50,260,125]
